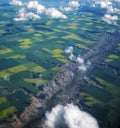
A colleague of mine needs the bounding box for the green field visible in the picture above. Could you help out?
[0,2,120,128]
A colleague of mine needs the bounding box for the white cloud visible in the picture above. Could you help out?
[4,75,10,81]
[83,75,89,81]
[44,103,99,128]
[76,56,91,72]
[65,47,90,73]
[65,46,74,54]
[11,0,119,24]
[69,53,76,61]
[99,1,112,8]
[62,0,80,12]
[107,6,120,14]
[14,8,40,21]
[93,0,120,14]
[26,12,40,20]
[27,1,39,8]
[27,1,45,14]
[102,14,118,25]
[87,60,91,65]
[45,8,67,19]
[94,0,120,25]
[68,1,80,8]
[91,3,96,8]
[14,8,26,21]
[10,0,23,6]
[11,0,67,21]
[76,56,84,64]
[62,7,72,12]
[91,0,112,8]
[78,64,87,72]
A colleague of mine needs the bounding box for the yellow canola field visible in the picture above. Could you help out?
[0,106,16,121]
[0,70,11,79]
[0,48,13,55]
[7,54,26,59]
[96,77,120,96]
[8,65,27,73]
[0,97,7,104]
[62,32,94,44]
[29,66,46,73]
[24,78,48,85]
[80,92,102,107]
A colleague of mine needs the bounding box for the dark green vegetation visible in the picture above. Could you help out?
[78,46,120,128]
[0,1,120,128]
[6,91,31,116]
[0,90,30,123]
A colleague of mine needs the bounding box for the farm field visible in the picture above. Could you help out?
[0,0,120,128]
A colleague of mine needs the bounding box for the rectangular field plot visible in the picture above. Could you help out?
[0,106,16,122]
[0,59,19,71]
[92,66,120,87]
[43,48,69,63]
[7,54,26,59]
[24,78,48,85]
[79,92,102,107]
[0,65,27,79]
[0,97,7,104]
[104,54,120,63]
[8,65,27,74]
[0,70,11,79]
[0,2,120,126]
[23,62,46,73]
[62,32,94,44]
[6,90,31,116]
[0,48,13,55]
[95,77,120,96]
[29,66,46,73]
